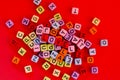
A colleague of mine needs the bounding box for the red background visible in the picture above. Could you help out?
[0,0,120,80]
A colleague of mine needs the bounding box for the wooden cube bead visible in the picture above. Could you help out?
[16,31,24,39]
[33,45,40,52]
[48,2,56,11]
[22,18,30,26]
[24,65,32,73]
[74,23,81,31]
[54,13,62,21]
[36,5,45,14]
[43,76,51,80]
[87,57,94,63]
[62,73,70,80]
[89,48,96,56]
[50,28,58,36]
[71,35,80,44]
[42,62,51,70]
[50,58,57,65]
[71,71,80,80]
[41,44,48,52]
[100,39,108,47]
[56,54,64,62]
[50,51,58,59]
[33,0,42,5]
[18,47,26,56]
[89,27,97,35]
[31,15,39,23]
[5,19,14,28]
[57,61,64,67]
[74,58,82,65]
[85,40,92,48]
[92,17,101,26]
[66,21,73,29]
[28,41,34,49]
[59,29,68,37]
[12,56,20,64]
[91,67,98,74]
[48,44,54,51]
[68,45,75,53]
[29,32,36,40]
[23,36,31,44]
[31,55,39,63]
[43,51,50,58]
[72,7,79,15]
[59,48,68,56]
[53,69,61,77]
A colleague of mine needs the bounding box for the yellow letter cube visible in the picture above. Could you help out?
[29,32,36,40]
[18,47,26,56]
[48,44,54,51]
[92,17,101,26]
[54,13,62,21]
[43,76,51,80]
[23,36,31,44]
[16,31,24,39]
[41,44,48,51]
[52,69,61,77]
[62,73,70,80]
[36,6,45,14]
[24,65,32,73]
[28,41,34,49]
[57,61,64,67]
[31,15,39,23]
[42,62,51,70]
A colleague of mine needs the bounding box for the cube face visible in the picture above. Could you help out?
[85,40,92,48]
[36,5,45,14]
[68,45,75,53]
[22,18,30,26]
[74,58,82,65]
[52,69,61,77]
[31,15,39,23]
[29,32,36,40]
[43,76,51,80]
[52,22,60,29]
[31,55,39,63]
[54,13,62,21]
[64,33,73,41]
[33,0,42,5]
[36,24,43,35]
[42,62,51,70]
[74,23,81,31]
[48,2,56,11]
[16,31,24,39]
[48,36,56,44]
[62,73,70,80]
[59,29,68,37]
[71,71,80,80]
[50,58,57,65]
[59,48,68,56]
[18,47,26,56]
[34,37,41,45]
[89,48,96,56]
[71,35,80,44]
[12,56,20,64]
[48,44,54,51]
[28,41,34,49]
[50,51,58,59]
[72,7,79,15]
[43,51,50,58]
[92,17,101,26]
[49,18,56,25]
[89,27,97,35]
[24,65,32,73]
[91,67,98,74]
[65,55,73,64]
[57,61,64,67]
[41,44,48,51]
[57,19,65,26]
[50,28,58,36]
[68,28,76,35]
[55,45,61,51]
[77,41,85,50]
[5,20,14,28]
[87,57,94,63]
[64,62,71,67]
[43,27,50,34]
[23,36,31,44]
[100,39,108,47]
[66,21,73,29]
[56,54,64,62]
[33,45,40,52]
